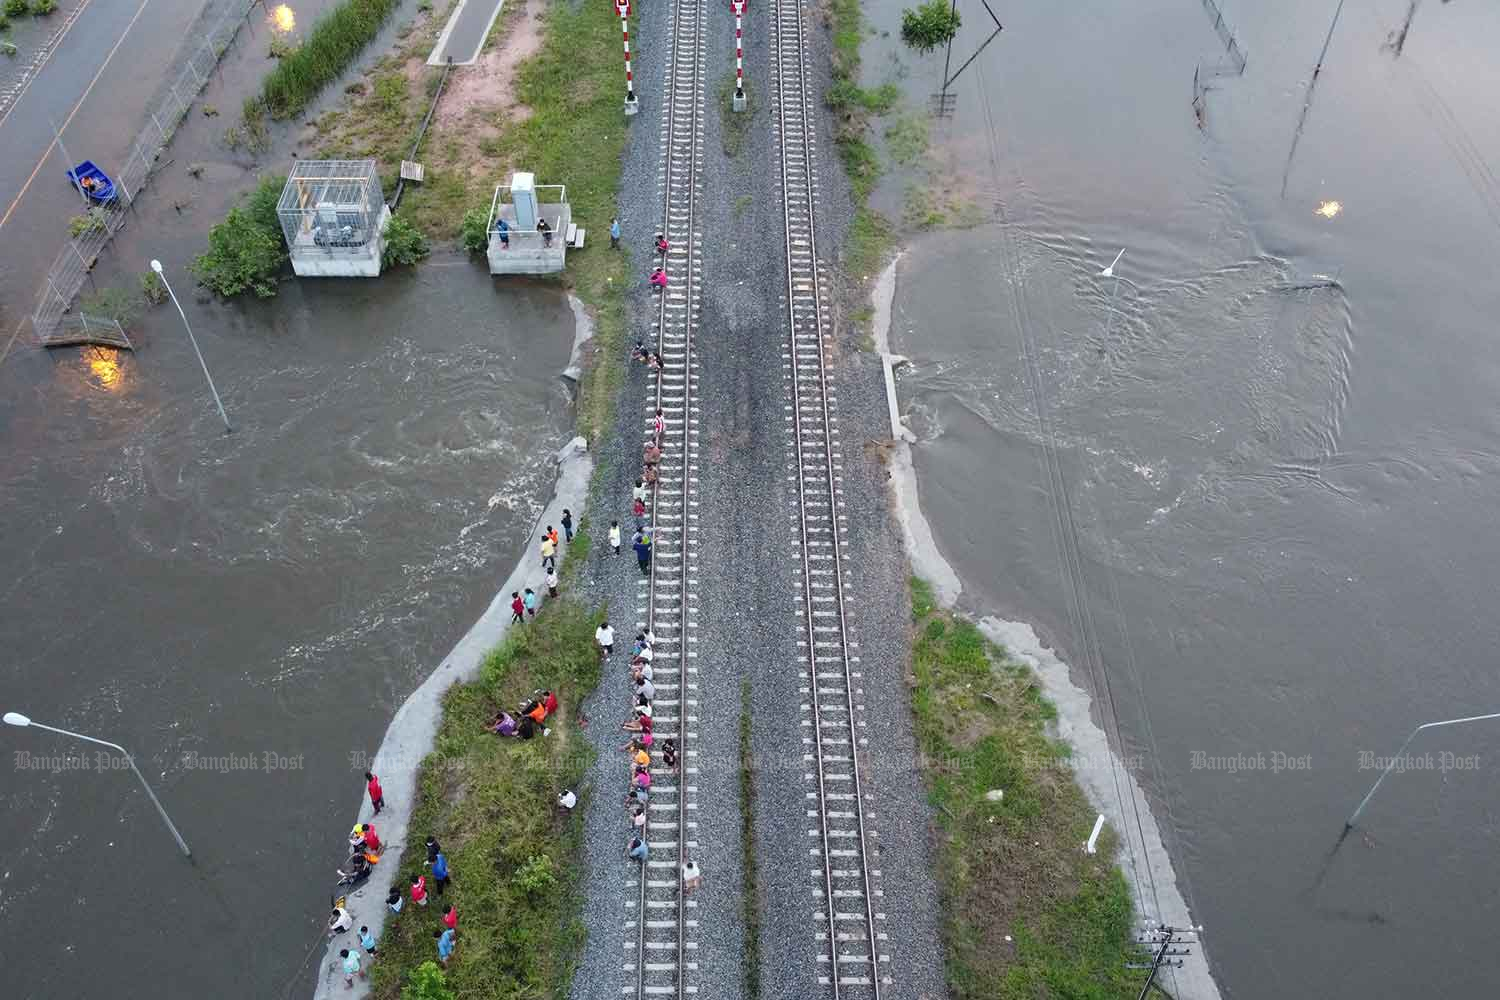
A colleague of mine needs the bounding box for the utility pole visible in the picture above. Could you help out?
[1127,924,1200,999]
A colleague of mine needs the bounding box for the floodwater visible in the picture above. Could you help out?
[0,2,576,997]
[871,0,1500,997]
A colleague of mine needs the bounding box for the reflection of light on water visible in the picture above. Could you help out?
[1316,200,1342,218]
[269,4,295,32]
[83,347,125,391]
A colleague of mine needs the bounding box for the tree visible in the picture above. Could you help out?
[190,206,286,297]
[901,0,961,55]
[402,961,455,1000]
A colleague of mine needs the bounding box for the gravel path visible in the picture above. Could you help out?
[572,2,947,999]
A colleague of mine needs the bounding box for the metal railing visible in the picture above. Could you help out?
[30,0,260,342]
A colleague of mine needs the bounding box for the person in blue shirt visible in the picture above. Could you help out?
[628,835,649,862]
[610,217,621,249]
[359,925,378,956]
[523,587,538,618]
[432,851,450,894]
[435,927,456,966]
[495,216,509,249]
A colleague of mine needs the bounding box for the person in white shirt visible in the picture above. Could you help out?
[596,622,615,657]
[609,520,622,555]
[636,678,655,701]
[557,789,577,810]
[328,906,353,936]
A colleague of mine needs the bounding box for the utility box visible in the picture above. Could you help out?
[277,159,389,278]
[511,171,538,231]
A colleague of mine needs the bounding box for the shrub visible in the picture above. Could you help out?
[268,35,298,59]
[2,41,18,58]
[140,270,167,306]
[191,206,285,297]
[459,208,490,254]
[512,854,557,898]
[32,0,57,13]
[900,0,961,55]
[68,208,108,238]
[381,214,429,269]
[401,961,455,1000]
[4,0,28,18]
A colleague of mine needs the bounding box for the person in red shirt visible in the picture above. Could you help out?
[410,874,428,907]
[511,591,525,624]
[354,823,381,853]
[442,903,458,933]
[365,772,384,814]
[542,690,558,718]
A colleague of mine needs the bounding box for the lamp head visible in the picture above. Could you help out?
[150,260,163,274]
[4,712,32,727]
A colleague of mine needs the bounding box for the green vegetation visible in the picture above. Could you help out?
[67,208,108,238]
[381,215,430,268]
[258,0,400,119]
[190,175,287,298]
[719,73,753,158]
[3,0,27,18]
[909,577,1140,999]
[459,208,490,254]
[901,0,962,55]
[0,41,15,59]
[739,680,762,1000]
[268,34,298,60]
[367,599,602,999]
[826,0,897,285]
[885,112,929,167]
[80,286,140,324]
[31,0,57,14]
[140,269,167,306]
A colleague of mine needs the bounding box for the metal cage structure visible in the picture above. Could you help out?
[486,173,572,275]
[277,160,389,275]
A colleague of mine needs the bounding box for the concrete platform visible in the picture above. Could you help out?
[487,202,570,275]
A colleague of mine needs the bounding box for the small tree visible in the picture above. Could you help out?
[460,208,491,254]
[382,215,430,269]
[512,853,558,898]
[401,961,455,1000]
[140,269,167,306]
[191,207,285,297]
[901,0,961,55]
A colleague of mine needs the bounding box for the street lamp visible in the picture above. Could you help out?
[150,259,232,433]
[4,711,192,858]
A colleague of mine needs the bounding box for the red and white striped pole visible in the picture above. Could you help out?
[731,1,746,111]
[619,0,639,115]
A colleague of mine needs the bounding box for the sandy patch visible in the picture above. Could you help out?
[436,0,545,128]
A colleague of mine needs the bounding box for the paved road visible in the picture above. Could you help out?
[0,0,209,357]
[426,0,506,65]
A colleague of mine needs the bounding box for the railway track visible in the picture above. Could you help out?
[771,0,888,996]
[628,0,704,997]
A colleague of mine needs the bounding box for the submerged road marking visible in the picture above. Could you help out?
[0,0,153,236]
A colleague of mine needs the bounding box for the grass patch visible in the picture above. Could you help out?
[719,72,753,158]
[259,0,401,119]
[909,576,1141,999]
[845,207,893,280]
[739,680,761,1000]
[884,111,929,167]
[368,599,603,998]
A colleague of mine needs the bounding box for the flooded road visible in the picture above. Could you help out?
[873,0,1500,996]
[1,2,578,996]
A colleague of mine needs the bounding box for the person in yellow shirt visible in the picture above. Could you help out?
[540,533,556,570]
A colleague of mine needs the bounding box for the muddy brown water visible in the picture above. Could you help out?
[1,2,577,996]
[872,0,1500,996]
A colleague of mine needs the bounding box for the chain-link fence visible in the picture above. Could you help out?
[30,0,261,341]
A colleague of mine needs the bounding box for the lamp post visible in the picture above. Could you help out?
[1344,711,1500,833]
[150,259,231,433]
[4,712,192,858]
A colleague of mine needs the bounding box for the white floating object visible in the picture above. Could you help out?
[984,789,1004,802]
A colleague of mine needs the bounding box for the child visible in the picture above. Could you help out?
[511,591,524,623]
[442,904,459,933]
[546,568,560,599]
[561,508,574,542]
[633,496,646,518]
[359,925,378,958]
[524,588,538,618]
[432,851,450,894]
[387,888,405,914]
[609,520,622,555]
[649,266,668,289]
[341,948,363,986]
[411,873,428,907]
[661,738,677,770]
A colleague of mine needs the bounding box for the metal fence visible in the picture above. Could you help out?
[30,0,260,341]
